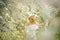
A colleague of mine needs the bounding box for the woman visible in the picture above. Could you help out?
[25,15,39,40]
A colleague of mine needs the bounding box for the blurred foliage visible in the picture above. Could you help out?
[0,0,60,40]
[56,10,60,17]
[0,0,43,40]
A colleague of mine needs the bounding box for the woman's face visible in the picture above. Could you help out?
[29,16,35,23]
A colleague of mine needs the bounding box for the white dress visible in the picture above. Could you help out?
[25,24,38,40]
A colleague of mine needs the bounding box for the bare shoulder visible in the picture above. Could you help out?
[36,22,39,25]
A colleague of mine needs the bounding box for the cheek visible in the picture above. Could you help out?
[29,19,33,22]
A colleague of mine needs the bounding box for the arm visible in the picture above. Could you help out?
[44,19,49,27]
[25,24,29,33]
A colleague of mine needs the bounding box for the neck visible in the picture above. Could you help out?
[29,21,36,24]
